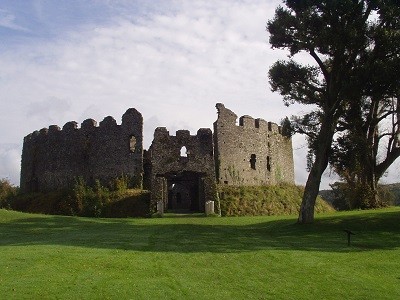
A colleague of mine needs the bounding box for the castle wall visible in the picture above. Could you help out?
[20,108,143,192]
[148,128,217,212]
[20,102,295,206]
[213,103,294,186]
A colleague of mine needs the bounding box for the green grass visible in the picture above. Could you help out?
[0,208,399,299]
[218,184,334,216]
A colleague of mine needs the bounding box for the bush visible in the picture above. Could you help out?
[111,175,130,194]
[8,176,151,218]
[71,178,111,217]
[0,178,19,209]
[330,182,392,210]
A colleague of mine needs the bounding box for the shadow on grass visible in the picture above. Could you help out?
[0,209,399,253]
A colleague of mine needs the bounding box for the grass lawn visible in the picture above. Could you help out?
[0,207,399,299]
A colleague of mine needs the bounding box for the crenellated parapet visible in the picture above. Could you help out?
[20,102,294,215]
[148,127,217,213]
[215,103,282,134]
[213,103,294,186]
[149,127,214,164]
[20,108,144,193]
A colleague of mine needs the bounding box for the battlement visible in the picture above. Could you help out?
[149,125,217,213]
[215,103,283,135]
[213,103,294,186]
[20,108,144,193]
[153,127,212,142]
[151,127,213,157]
[20,103,294,206]
[25,109,143,145]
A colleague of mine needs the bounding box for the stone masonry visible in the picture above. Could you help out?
[213,103,294,186]
[147,128,217,213]
[20,108,143,192]
[20,103,294,212]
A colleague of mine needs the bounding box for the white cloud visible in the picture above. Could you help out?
[26,97,72,123]
[292,134,309,186]
[1,0,398,189]
[0,9,29,32]
[0,144,21,184]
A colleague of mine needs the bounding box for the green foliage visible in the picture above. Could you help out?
[328,24,400,206]
[280,116,293,137]
[226,165,244,185]
[1,208,400,299]
[133,174,144,189]
[378,185,395,207]
[267,0,400,223]
[218,184,333,216]
[8,176,151,218]
[9,190,70,214]
[102,189,151,218]
[111,174,129,193]
[274,166,283,182]
[71,178,110,217]
[215,158,221,182]
[330,182,393,210]
[384,183,400,206]
[0,178,19,209]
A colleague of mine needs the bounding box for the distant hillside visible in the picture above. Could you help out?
[319,189,336,206]
[319,183,400,209]
[383,183,400,205]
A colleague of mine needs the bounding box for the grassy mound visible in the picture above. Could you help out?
[218,184,334,216]
[102,190,151,218]
[8,189,151,218]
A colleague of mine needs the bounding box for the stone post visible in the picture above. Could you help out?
[205,201,215,215]
[157,201,164,216]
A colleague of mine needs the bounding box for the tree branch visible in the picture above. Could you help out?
[376,147,400,180]
[309,48,329,81]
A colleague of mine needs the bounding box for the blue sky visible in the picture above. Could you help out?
[0,1,165,48]
[1,0,399,188]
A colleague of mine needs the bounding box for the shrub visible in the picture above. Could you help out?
[0,178,19,209]
[8,176,151,218]
[330,182,392,210]
[112,176,128,192]
[71,177,110,217]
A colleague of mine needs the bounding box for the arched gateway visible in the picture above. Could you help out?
[148,128,218,213]
[157,171,206,212]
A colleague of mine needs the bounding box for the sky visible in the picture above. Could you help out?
[1,0,399,189]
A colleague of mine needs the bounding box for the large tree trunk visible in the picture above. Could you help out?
[368,179,380,208]
[298,118,335,224]
[298,169,323,224]
[360,163,382,208]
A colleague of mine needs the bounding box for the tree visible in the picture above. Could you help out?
[330,29,400,208]
[267,0,399,223]
[0,178,19,208]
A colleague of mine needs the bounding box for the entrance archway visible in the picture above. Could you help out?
[159,171,205,212]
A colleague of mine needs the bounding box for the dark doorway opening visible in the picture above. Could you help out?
[162,171,205,213]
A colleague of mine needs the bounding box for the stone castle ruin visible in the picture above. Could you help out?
[20,108,144,193]
[21,103,294,213]
[147,127,217,213]
[214,103,294,186]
